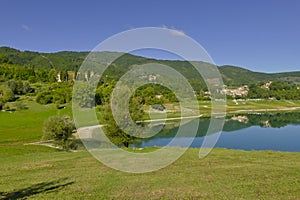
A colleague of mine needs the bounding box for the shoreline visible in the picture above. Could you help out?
[139,106,300,122]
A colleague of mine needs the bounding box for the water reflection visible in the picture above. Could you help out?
[135,112,300,152]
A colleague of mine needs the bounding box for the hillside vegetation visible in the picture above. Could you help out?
[1,46,300,86]
[220,65,300,86]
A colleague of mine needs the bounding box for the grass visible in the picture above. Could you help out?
[0,101,72,144]
[142,100,300,120]
[0,147,299,199]
[226,99,300,112]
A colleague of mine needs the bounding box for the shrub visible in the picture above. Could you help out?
[0,85,15,102]
[151,104,165,111]
[42,115,77,150]
[36,91,53,104]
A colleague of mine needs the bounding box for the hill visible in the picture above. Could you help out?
[219,65,300,86]
[1,46,300,86]
[0,47,87,70]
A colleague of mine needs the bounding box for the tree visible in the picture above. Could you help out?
[36,91,53,104]
[99,96,144,148]
[60,70,68,82]
[28,76,36,83]
[35,82,72,105]
[0,54,12,64]
[22,81,34,94]
[73,81,95,108]
[100,104,133,147]
[129,96,144,121]
[95,82,114,105]
[0,85,15,102]
[7,80,17,94]
[42,115,77,150]
[48,69,57,83]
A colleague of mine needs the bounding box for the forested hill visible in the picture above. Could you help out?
[0,46,88,70]
[1,46,300,86]
[219,65,300,86]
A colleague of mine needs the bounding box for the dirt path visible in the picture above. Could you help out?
[24,141,78,152]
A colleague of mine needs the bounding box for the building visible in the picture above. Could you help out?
[261,81,272,90]
[221,86,248,97]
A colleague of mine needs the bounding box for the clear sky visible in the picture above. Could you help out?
[0,0,299,73]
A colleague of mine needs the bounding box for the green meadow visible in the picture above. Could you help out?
[1,146,300,199]
[0,100,72,144]
[145,99,300,120]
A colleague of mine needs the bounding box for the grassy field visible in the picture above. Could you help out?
[226,99,300,113]
[1,146,300,199]
[1,100,300,199]
[0,100,72,144]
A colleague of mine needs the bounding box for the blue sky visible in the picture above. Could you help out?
[0,0,299,72]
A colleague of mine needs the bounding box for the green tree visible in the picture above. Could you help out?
[48,69,57,83]
[60,70,68,82]
[7,80,17,94]
[95,82,115,105]
[16,80,24,94]
[73,81,95,108]
[36,91,53,104]
[0,54,12,64]
[28,76,36,83]
[100,104,133,147]
[129,96,144,121]
[42,115,77,150]
[0,85,15,102]
[99,96,144,148]
[22,81,33,94]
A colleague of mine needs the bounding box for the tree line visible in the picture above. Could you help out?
[248,81,300,100]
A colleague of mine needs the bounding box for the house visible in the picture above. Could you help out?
[56,73,62,82]
[261,81,272,90]
[221,86,248,97]
[148,75,157,82]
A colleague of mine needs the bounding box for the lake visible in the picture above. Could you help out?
[135,112,300,152]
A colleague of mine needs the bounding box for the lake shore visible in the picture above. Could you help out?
[141,102,300,122]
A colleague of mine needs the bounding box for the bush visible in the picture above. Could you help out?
[36,91,53,104]
[42,115,77,150]
[73,81,94,108]
[0,85,15,102]
[151,104,165,111]
[22,82,34,94]
[28,76,36,83]
[35,83,72,105]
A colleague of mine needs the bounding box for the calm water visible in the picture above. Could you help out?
[136,112,300,152]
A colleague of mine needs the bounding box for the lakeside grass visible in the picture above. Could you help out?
[1,146,300,199]
[1,99,300,146]
[143,99,300,120]
[3,99,299,145]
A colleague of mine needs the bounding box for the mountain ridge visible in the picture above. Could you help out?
[1,46,300,86]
